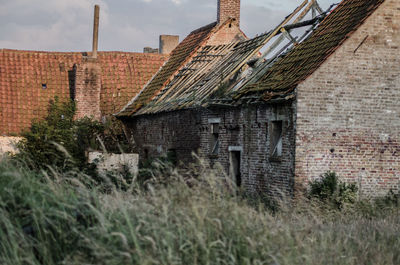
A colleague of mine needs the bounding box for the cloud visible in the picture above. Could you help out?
[0,0,337,52]
[0,0,109,51]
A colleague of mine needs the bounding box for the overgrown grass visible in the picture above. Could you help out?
[0,157,399,265]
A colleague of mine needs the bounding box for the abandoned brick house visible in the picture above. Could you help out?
[117,0,400,198]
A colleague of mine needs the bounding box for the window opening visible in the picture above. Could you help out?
[229,150,241,188]
[270,121,283,158]
[42,83,47,89]
[210,123,220,155]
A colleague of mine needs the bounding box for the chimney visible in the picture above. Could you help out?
[159,35,179,55]
[143,47,159,54]
[92,5,100,58]
[217,0,240,26]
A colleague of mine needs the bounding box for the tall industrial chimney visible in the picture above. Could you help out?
[92,5,100,58]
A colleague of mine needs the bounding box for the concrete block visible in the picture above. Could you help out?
[88,152,139,176]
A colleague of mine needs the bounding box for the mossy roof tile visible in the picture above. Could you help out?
[237,0,385,101]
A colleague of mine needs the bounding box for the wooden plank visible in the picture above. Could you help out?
[152,43,235,104]
[281,28,297,44]
[256,0,316,66]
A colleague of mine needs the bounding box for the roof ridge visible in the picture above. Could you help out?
[0,49,168,57]
[190,22,218,34]
[1,49,83,54]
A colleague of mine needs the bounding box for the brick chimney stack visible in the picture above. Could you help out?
[159,35,179,54]
[73,5,102,121]
[217,0,240,26]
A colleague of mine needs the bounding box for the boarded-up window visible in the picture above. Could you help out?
[270,121,283,158]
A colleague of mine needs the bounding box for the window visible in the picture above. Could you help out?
[210,123,220,155]
[42,83,47,89]
[270,121,283,158]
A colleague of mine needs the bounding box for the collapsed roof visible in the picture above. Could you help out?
[117,18,246,117]
[117,0,385,117]
[236,0,385,102]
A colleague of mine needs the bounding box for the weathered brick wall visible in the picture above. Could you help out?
[122,102,296,197]
[217,0,240,26]
[207,22,245,46]
[199,103,296,198]
[123,110,201,164]
[73,58,102,120]
[295,0,400,197]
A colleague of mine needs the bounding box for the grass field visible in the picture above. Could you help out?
[0,157,399,265]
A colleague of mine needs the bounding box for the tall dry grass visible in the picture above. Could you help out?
[0,157,399,265]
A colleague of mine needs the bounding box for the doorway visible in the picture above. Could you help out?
[229,150,241,188]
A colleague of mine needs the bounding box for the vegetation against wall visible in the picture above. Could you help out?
[15,97,129,170]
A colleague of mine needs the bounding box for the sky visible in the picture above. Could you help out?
[0,0,338,53]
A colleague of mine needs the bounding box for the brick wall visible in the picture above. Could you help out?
[200,103,296,198]
[217,0,240,26]
[123,109,201,164]
[73,58,102,120]
[295,0,400,197]
[207,21,245,46]
[122,102,296,198]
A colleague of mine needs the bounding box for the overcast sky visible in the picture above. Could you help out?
[0,0,338,53]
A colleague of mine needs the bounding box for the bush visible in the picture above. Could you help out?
[309,171,358,210]
[15,97,130,171]
[15,97,104,170]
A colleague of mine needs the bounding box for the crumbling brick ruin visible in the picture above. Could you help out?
[118,0,400,198]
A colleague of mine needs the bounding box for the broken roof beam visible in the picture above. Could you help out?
[255,0,319,67]
[199,0,309,99]
[152,43,235,104]
[283,16,323,31]
[280,28,298,45]
[312,1,323,18]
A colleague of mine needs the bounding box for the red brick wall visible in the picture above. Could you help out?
[217,0,240,26]
[73,58,102,120]
[295,0,400,197]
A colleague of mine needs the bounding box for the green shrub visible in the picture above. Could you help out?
[15,97,104,170]
[309,171,358,209]
[15,97,130,171]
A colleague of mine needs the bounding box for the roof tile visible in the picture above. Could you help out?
[0,49,167,135]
